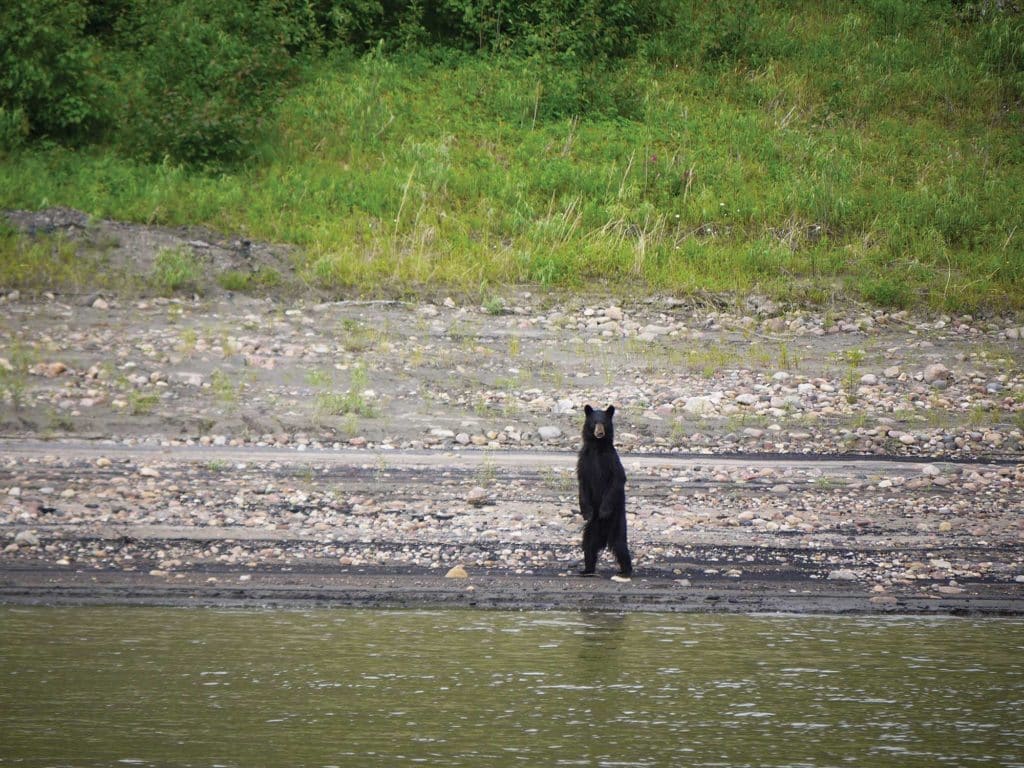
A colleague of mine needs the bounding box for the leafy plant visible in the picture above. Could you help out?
[0,0,106,141]
[152,248,201,295]
[210,369,238,405]
[128,390,159,415]
[315,364,376,418]
[115,0,317,167]
[0,342,34,409]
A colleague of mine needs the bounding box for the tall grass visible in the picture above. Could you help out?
[0,1,1021,312]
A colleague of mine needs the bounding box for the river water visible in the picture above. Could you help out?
[1,607,1022,767]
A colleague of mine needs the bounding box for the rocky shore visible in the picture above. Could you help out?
[1,210,1022,613]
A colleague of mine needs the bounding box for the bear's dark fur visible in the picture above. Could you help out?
[576,404,632,579]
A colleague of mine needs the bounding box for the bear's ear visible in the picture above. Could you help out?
[584,404,594,416]
[605,405,615,418]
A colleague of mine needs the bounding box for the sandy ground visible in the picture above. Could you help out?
[2,209,1023,614]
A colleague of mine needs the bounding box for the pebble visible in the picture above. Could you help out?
[923,363,950,384]
[14,531,40,547]
[445,564,469,579]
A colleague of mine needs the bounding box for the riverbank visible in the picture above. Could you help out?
[1,442,1021,616]
[2,210,1022,616]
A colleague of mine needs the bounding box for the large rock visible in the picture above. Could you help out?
[922,363,950,384]
[169,371,204,387]
[683,396,718,416]
[827,568,858,581]
[14,530,40,547]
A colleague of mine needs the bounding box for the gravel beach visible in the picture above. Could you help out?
[2,209,1022,613]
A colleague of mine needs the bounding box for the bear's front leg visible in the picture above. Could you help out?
[578,487,595,521]
[598,476,626,520]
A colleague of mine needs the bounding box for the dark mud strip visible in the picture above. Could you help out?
[1,566,1022,616]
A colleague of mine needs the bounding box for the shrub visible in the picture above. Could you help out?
[115,0,318,168]
[701,0,763,66]
[0,108,30,153]
[0,0,107,141]
[312,0,667,61]
[152,248,201,294]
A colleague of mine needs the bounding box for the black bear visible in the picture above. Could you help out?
[576,404,632,582]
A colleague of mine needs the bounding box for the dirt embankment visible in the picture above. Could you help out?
[2,209,1023,614]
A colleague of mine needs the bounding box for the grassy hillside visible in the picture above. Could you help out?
[1,1,1021,312]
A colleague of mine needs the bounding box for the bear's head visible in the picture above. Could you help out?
[582,404,615,444]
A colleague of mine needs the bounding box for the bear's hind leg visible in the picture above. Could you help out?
[610,517,632,579]
[581,521,605,576]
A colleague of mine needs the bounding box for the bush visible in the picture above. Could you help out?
[701,0,763,66]
[312,0,668,61]
[0,0,107,141]
[115,0,317,168]
[0,108,30,153]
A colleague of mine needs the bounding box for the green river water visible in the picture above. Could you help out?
[1,607,1022,767]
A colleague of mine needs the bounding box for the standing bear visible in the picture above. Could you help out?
[576,404,633,582]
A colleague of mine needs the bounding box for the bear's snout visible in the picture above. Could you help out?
[593,423,606,438]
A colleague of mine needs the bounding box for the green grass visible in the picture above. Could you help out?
[127,391,159,415]
[0,2,1021,312]
[151,248,201,295]
[0,340,34,409]
[209,370,238,406]
[314,364,377,419]
[0,226,140,295]
[216,267,282,294]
